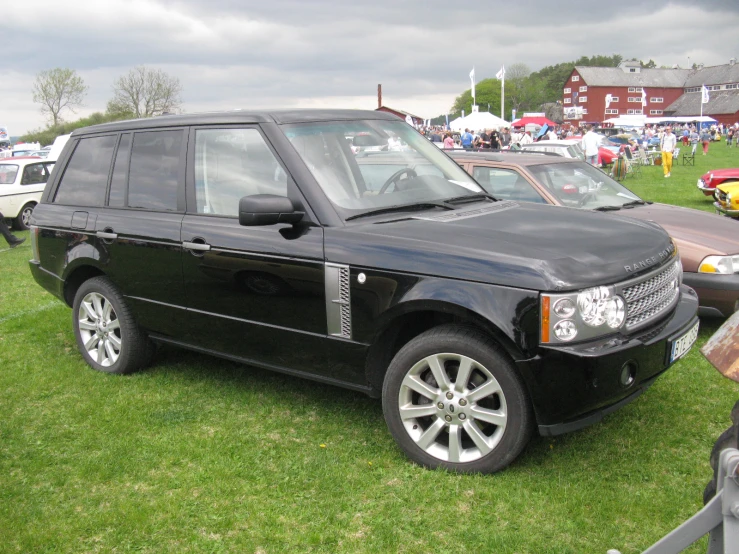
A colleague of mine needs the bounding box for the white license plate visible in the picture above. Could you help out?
[669,320,699,363]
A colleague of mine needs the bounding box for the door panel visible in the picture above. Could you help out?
[181,216,327,374]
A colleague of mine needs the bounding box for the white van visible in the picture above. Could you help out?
[0,158,56,229]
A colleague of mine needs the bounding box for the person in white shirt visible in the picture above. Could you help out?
[581,124,600,165]
[520,131,533,145]
[660,127,677,178]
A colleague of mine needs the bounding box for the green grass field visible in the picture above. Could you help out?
[1,144,737,553]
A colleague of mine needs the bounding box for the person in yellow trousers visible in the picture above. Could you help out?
[660,126,677,178]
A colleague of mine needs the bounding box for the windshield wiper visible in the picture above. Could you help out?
[442,193,498,204]
[345,202,455,221]
[593,205,623,211]
[621,199,650,207]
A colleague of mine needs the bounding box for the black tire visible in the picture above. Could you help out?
[703,400,739,504]
[72,276,155,374]
[382,324,533,474]
[14,202,35,230]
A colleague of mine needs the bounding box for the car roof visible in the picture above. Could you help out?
[0,157,50,167]
[448,151,574,166]
[522,139,573,146]
[71,109,397,137]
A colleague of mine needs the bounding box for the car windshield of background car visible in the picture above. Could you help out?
[528,162,641,209]
[0,164,20,184]
[282,120,483,215]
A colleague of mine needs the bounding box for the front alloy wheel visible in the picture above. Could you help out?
[398,353,507,464]
[383,325,533,473]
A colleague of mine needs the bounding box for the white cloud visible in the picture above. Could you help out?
[3,0,738,135]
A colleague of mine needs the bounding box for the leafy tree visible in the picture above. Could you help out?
[640,59,657,68]
[20,111,133,146]
[108,66,182,118]
[32,68,88,126]
[450,78,503,121]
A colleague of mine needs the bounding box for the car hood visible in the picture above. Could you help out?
[326,201,674,291]
[702,168,739,180]
[616,203,739,271]
[717,181,739,192]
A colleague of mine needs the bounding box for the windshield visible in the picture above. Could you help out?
[0,164,19,184]
[281,119,483,217]
[527,161,642,209]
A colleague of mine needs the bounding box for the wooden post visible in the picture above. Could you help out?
[378,84,382,109]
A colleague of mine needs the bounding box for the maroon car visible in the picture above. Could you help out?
[697,168,739,197]
[451,151,739,317]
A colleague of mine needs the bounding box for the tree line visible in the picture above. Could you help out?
[23,66,182,144]
[439,54,668,124]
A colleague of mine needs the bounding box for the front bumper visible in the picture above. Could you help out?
[698,179,716,196]
[515,286,699,436]
[713,201,739,218]
[683,271,739,317]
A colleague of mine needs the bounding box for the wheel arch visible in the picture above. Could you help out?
[62,264,107,307]
[364,298,529,393]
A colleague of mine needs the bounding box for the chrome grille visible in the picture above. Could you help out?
[619,261,680,330]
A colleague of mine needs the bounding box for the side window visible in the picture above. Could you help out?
[472,166,546,204]
[20,163,50,185]
[108,133,131,207]
[128,130,183,211]
[194,128,287,216]
[54,136,117,206]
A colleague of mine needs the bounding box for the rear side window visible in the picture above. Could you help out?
[0,164,19,184]
[472,166,546,204]
[20,162,53,185]
[54,136,117,206]
[128,130,183,211]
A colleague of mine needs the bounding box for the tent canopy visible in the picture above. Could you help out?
[511,116,556,128]
[450,111,509,132]
[643,115,717,124]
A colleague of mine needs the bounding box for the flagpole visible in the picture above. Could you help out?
[501,75,505,121]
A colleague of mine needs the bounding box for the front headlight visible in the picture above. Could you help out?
[698,255,739,274]
[541,285,626,344]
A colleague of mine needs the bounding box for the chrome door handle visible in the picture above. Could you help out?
[96,231,118,240]
[182,241,211,252]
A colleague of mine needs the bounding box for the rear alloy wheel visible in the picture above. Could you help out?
[383,325,533,473]
[14,203,35,230]
[72,277,154,374]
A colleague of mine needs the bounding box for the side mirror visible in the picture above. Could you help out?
[238,194,304,226]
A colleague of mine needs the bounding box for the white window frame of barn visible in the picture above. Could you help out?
[579,96,587,103]
[572,75,580,82]
[650,97,664,103]
[564,87,571,93]
[650,110,664,115]
[727,84,738,89]
[581,108,588,114]
[628,97,641,103]
[564,98,572,104]
[686,87,700,93]
[605,109,619,114]
[579,86,588,92]
[627,109,643,115]
[610,96,620,102]
[627,86,643,92]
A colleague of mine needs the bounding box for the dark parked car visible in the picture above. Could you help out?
[29,110,698,474]
[450,151,739,318]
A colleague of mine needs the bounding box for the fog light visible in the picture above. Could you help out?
[553,320,578,342]
[620,362,637,387]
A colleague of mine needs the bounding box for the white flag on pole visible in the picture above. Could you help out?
[405,114,413,126]
[496,66,505,80]
[641,89,647,107]
[605,94,613,109]
[702,85,710,104]
[469,67,476,104]
[469,67,475,81]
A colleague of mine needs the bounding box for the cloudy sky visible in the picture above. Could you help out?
[4,0,739,135]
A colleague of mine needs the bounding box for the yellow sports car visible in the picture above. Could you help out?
[715,180,739,219]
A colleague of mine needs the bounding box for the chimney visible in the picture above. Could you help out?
[730,58,736,66]
[377,84,382,109]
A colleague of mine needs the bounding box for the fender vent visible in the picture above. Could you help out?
[412,200,517,222]
[325,263,352,339]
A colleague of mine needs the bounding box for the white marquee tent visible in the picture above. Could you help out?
[450,111,509,132]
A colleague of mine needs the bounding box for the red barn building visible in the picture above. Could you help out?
[562,59,739,126]
[562,60,688,124]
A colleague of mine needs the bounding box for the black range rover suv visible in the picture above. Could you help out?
[29,110,699,473]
